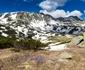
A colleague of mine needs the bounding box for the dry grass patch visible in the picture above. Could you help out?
[48,36,72,43]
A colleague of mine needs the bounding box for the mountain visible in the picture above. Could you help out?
[0,11,85,40]
[0,11,54,38]
[56,16,82,22]
[42,13,82,22]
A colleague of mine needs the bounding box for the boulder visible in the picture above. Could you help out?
[70,36,83,45]
[83,32,85,41]
[58,52,72,59]
[78,41,85,48]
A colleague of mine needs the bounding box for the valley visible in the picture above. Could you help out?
[0,11,85,70]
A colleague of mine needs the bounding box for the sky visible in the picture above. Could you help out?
[0,0,85,19]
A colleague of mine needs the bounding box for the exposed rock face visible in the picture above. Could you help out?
[53,26,85,35]
[0,11,84,39]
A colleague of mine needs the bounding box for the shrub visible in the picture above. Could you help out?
[0,38,48,51]
[0,38,14,49]
[14,38,48,51]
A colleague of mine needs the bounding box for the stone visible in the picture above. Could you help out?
[78,41,85,48]
[83,32,85,41]
[58,52,72,59]
[70,36,83,45]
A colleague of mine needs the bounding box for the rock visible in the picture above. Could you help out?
[78,41,85,48]
[83,32,85,41]
[58,52,72,59]
[70,36,83,45]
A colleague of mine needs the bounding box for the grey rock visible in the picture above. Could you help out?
[70,36,83,45]
[78,41,85,48]
[58,52,72,59]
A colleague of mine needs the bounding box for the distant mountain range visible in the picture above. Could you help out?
[40,13,82,22]
[0,11,85,39]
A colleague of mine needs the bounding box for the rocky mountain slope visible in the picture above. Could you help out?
[0,11,85,39]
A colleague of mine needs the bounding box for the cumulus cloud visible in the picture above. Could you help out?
[50,0,67,6]
[39,0,82,18]
[40,10,82,18]
[39,1,58,11]
[39,0,68,12]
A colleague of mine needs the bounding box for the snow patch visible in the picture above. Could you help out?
[49,44,67,51]
[23,28,28,37]
[1,27,5,29]
[2,33,8,37]
[10,13,17,20]
[0,13,8,19]
[17,26,24,32]
[31,20,46,30]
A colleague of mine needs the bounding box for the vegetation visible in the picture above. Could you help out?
[48,36,72,43]
[0,38,48,51]
[14,38,48,51]
[0,38,14,49]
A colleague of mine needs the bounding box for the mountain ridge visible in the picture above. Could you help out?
[40,12,83,22]
[0,11,85,41]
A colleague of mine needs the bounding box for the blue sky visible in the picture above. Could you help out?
[0,0,85,19]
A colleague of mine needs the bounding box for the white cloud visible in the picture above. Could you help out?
[40,10,82,18]
[39,1,58,11]
[39,0,68,12]
[50,0,68,6]
[39,0,82,18]
[67,10,82,17]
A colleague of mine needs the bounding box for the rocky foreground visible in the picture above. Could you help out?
[0,33,85,70]
[0,47,85,70]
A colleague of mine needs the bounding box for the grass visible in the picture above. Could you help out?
[48,36,72,44]
[0,46,85,70]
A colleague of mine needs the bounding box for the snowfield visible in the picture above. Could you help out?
[49,44,67,51]
[42,42,68,51]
